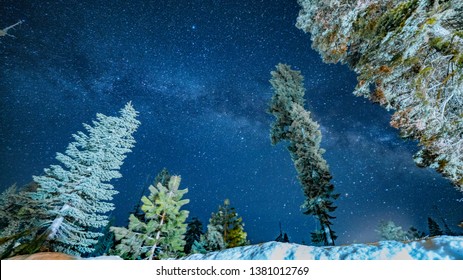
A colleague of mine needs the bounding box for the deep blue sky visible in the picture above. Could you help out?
[1,0,461,245]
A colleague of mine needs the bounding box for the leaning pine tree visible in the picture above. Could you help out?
[29,102,140,256]
[268,63,339,246]
[111,173,189,260]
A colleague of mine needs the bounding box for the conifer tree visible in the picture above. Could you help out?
[86,217,116,257]
[0,185,24,237]
[208,199,247,248]
[296,0,463,190]
[0,182,49,258]
[191,223,226,253]
[184,217,204,254]
[268,63,339,246]
[428,217,443,237]
[275,222,290,243]
[406,226,425,240]
[28,102,140,256]
[0,185,35,257]
[376,220,424,241]
[376,220,408,241]
[111,173,189,260]
[205,223,227,250]
[190,239,208,254]
[130,168,171,223]
[432,206,456,236]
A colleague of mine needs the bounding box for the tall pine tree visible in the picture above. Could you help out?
[268,63,339,246]
[28,102,140,256]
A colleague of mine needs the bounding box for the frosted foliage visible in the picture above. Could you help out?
[269,64,339,245]
[205,224,226,251]
[31,102,140,256]
[0,185,21,253]
[376,220,408,241]
[0,185,18,222]
[297,0,463,190]
[111,176,189,260]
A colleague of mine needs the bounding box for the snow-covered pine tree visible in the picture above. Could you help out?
[377,220,425,241]
[0,185,37,257]
[376,220,408,241]
[268,63,339,246]
[0,182,50,258]
[111,173,189,260]
[86,217,116,257]
[191,223,226,253]
[0,185,23,238]
[208,199,247,248]
[190,239,208,254]
[29,102,140,256]
[191,200,246,254]
[296,0,463,191]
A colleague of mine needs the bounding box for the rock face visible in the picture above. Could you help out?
[296,0,463,191]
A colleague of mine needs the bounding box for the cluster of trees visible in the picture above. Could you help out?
[376,220,425,241]
[1,59,460,260]
[0,62,345,259]
[188,199,248,254]
[1,62,341,256]
[0,102,248,259]
[376,216,459,242]
[110,169,248,260]
[266,62,461,246]
[0,102,140,258]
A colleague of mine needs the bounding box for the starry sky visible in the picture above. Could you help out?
[1,0,462,245]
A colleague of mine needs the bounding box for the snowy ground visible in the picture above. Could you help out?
[184,236,463,260]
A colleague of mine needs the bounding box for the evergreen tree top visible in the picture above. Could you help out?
[269,63,305,108]
[29,101,140,256]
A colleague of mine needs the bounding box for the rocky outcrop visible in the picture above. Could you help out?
[296,0,463,191]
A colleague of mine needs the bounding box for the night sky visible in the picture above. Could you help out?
[1,0,462,245]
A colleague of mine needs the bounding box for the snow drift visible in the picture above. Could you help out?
[184,236,463,260]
